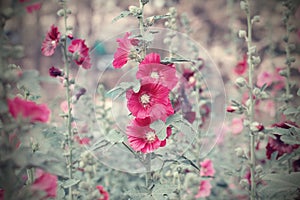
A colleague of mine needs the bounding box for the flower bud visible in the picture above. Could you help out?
[235,147,244,157]
[238,30,247,38]
[226,105,238,113]
[235,77,247,87]
[252,56,261,65]
[255,165,263,174]
[57,9,65,17]
[240,179,249,188]
[49,66,63,77]
[250,121,264,132]
[253,87,261,97]
[240,1,248,11]
[251,15,260,23]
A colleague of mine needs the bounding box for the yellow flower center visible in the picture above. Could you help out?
[146,131,156,142]
[150,71,159,79]
[140,94,150,105]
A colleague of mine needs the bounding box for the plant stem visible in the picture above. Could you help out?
[61,3,73,199]
[139,0,146,58]
[245,0,256,199]
[284,10,291,100]
[144,153,152,188]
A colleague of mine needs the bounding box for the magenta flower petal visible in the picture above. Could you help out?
[234,55,248,75]
[200,159,215,177]
[41,25,60,56]
[31,169,57,198]
[126,83,174,122]
[112,32,138,68]
[68,39,91,69]
[96,185,109,200]
[195,180,212,198]
[137,53,178,90]
[126,119,170,153]
[7,97,51,123]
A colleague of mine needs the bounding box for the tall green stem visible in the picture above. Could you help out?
[245,0,256,199]
[61,3,73,199]
[138,0,146,59]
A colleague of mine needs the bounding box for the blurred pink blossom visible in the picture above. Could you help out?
[231,118,244,135]
[200,159,215,177]
[195,180,212,198]
[96,185,109,200]
[31,169,57,199]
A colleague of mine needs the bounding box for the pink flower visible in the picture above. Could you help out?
[0,189,4,200]
[226,105,238,113]
[195,180,212,198]
[234,55,247,75]
[256,71,273,88]
[137,53,178,90]
[74,135,90,145]
[200,159,215,177]
[68,39,91,69]
[96,185,109,200]
[126,83,174,122]
[8,97,51,123]
[112,32,138,68]
[19,0,41,13]
[266,121,299,159]
[41,25,60,56]
[31,169,57,199]
[231,117,244,135]
[126,118,172,153]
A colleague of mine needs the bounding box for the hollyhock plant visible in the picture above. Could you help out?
[234,55,248,75]
[266,121,299,159]
[126,118,172,153]
[41,25,60,56]
[31,169,57,199]
[96,185,109,200]
[200,159,215,177]
[136,53,178,90]
[195,180,212,198]
[126,82,174,122]
[112,32,139,68]
[7,97,51,123]
[68,39,91,69]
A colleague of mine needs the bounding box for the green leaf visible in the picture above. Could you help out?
[150,120,167,140]
[61,179,81,189]
[106,81,140,100]
[105,129,125,143]
[152,183,177,199]
[112,11,131,23]
[166,113,181,126]
[283,107,298,115]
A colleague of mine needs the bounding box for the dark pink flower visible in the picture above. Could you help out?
[200,159,215,177]
[195,180,212,198]
[74,135,90,145]
[112,32,138,68]
[0,189,4,200]
[126,83,174,122]
[256,71,273,88]
[226,105,237,113]
[49,66,63,77]
[19,0,41,13]
[41,25,60,56]
[234,55,248,75]
[126,119,171,153]
[31,169,57,199]
[137,53,178,90]
[8,97,51,123]
[266,121,299,159]
[68,39,91,69]
[96,185,109,200]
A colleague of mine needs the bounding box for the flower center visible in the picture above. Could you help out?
[145,131,156,142]
[51,40,56,46]
[150,71,159,79]
[140,94,150,105]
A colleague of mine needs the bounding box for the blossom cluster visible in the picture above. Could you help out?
[113,33,178,153]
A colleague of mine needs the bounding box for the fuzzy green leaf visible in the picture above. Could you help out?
[61,179,81,189]
[150,120,167,140]
[106,129,125,143]
[112,11,131,23]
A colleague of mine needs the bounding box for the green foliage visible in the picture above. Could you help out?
[150,120,167,140]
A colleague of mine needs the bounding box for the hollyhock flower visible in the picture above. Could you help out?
[113,32,139,68]
[96,185,109,200]
[68,39,91,69]
[126,119,172,153]
[266,121,299,159]
[31,169,57,199]
[195,180,212,198]
[137,53,178,90]
[200,159,215,177]
[126,83,174,122]
[49,66,63,77]
[234,55,248,75]
[41,25,60,56]
[74,135,90,145]
[19,0,41,13]
[256,71,273,88]
[231,117,244,135]
[8,97,51,123]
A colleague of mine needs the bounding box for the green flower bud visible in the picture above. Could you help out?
[238,30,247,38]
[57,9,65,17]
